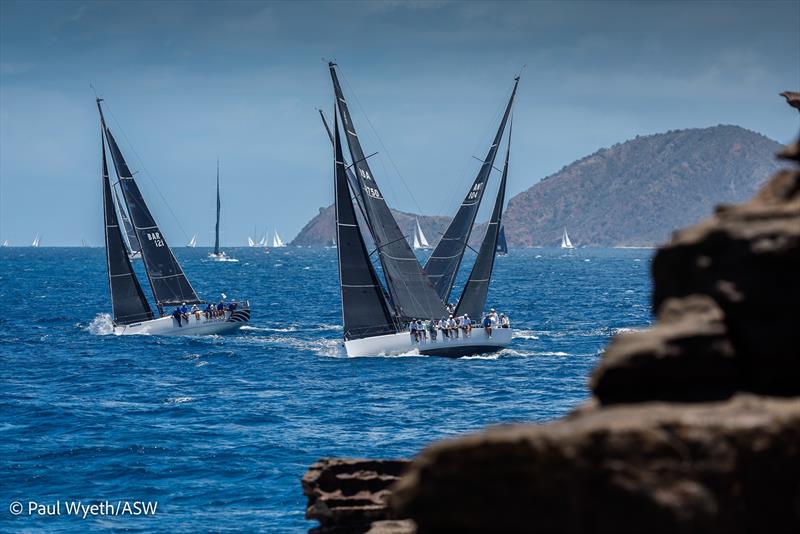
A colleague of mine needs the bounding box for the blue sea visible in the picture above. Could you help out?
[0,247,652,532]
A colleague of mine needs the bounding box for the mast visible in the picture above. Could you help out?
[100,120,154,325]
[329,62,445,320]
[332,106,397,340]
[214,158,221,255]
[456,119,512,319]
[426,76,519,303]
[97,99,202,314]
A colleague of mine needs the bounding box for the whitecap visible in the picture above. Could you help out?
[86,313,114,335]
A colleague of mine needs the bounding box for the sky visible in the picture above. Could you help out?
[1,0,798,246]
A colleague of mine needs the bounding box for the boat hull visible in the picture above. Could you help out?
[344,327,512,357]
[113,307,250,336]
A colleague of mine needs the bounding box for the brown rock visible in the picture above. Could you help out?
[391,395,800,533]
[302,459,410,533]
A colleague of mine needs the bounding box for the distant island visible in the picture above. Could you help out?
[292,125,783,247]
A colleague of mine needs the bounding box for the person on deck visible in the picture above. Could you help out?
[173,307,183,327]
[462,314,472,337]
[439,317,449,339]
[428,318,438,341]
[448,315,458,339]
[483,312,493,338]
[216,301,225,316]
[410,320,419,342]
[191,304,200,320]
[499,313,510,328]
[204,303,213,319]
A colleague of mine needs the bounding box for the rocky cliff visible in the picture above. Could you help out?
[301,96,800,533]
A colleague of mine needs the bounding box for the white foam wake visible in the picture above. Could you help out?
[86,313,114,335]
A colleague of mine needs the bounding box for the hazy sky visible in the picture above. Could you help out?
[1,0,798,246]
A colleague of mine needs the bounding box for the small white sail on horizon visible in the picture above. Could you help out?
[272,230,286,248]
[1,240,8,247]
[560,227,574,249]
[247,236,255,247]
[412,219,431,250]
[188,234,197,248]
[32,233,41,247]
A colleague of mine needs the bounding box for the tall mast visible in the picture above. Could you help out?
[426,76,519,303]
[214,158,221,255]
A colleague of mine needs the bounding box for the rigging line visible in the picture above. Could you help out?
[337,67,425,217]
[102,101,192,243]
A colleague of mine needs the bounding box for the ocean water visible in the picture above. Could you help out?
[0,247,652,532]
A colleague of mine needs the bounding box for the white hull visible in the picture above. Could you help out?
[344,327,512,357]
[114,307,250,336]
[208,252,238,262]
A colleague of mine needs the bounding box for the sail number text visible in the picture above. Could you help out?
[467,182,483,200]
[147,232,165,248]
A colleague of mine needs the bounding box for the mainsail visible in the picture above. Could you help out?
[214,159,221,255]
[561,228,574,249]
[188,235,197,247]
[333,110,397,340]
[98,101,202,308]
[496,225,508,255]
[330,62,445,320]
[113,185,140,255]
[456,121,512,319]
[272,231,285,248]
[100,130,154,325]
[425,77,519,303]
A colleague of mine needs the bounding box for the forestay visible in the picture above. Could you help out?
[98,102,202,307]
[425,77,519,303]
[329,63,445,320]
[101,130,154,325]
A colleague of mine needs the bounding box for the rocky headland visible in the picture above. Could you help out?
[301,96,800,533]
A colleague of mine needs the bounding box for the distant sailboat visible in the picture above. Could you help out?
[259,233,268,247]
[327,62,515,356]
[271,230,286,248]
[187,234,197,248]
[208,159,238,262]
[81,239,89,248]
[247,236,256,247]
[561,227,575,249]
[1,240,8,247]
[96,97,249,335]
[496,225,508,256]
[31,234,41,247]
[412,219,431,250]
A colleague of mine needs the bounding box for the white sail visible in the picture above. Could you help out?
[413,229,421,249]
[247,236,255,247]
[272,230,285,248]
[415,219,430,248]
[561,227,574,249]
[188,234,197,247]
[32,233,40,247]
[1,240,8,247]
[259,234,267,247]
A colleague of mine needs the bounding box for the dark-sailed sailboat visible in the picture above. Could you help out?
[97,98,250,335]
[328,63,515,356]
[208,159,237,261]
[496,225,508,256]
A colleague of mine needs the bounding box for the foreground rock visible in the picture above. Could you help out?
[391,395,800,533]
[302,459,410,533]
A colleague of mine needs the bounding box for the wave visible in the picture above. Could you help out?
[86,313,114,335]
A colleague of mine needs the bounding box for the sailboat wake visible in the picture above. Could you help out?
[86,313,115,335]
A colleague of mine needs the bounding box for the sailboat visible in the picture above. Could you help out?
[208,159,237,262]
[31,234,41,247]
[81,239,89,248]
[271,230,286,248]
[1,240,8,247]
[560,227,574,249]
[496,225,508,256]
[96,97,249,335]
[327,63,514,357]
[187,234,197,247]
[412,219,431,250]
[247,236,256,247]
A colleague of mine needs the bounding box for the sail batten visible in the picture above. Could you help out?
[425,77,519,303]
[100,127,154,325]
[98,101,202,307]
[330,63,445,320]
[333,109,397,340]
[456,119,512,319]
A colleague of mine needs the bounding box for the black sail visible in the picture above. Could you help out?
[330,63,445,320]
[333,110,397,340]
[113,185,140,254]
[426,77,519,303]
[455,121,512,320]
[214,159,221,255]
[98,102,202,308]
[101,131,154,325]
[497,225,508,255]
[319,109,367,222]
